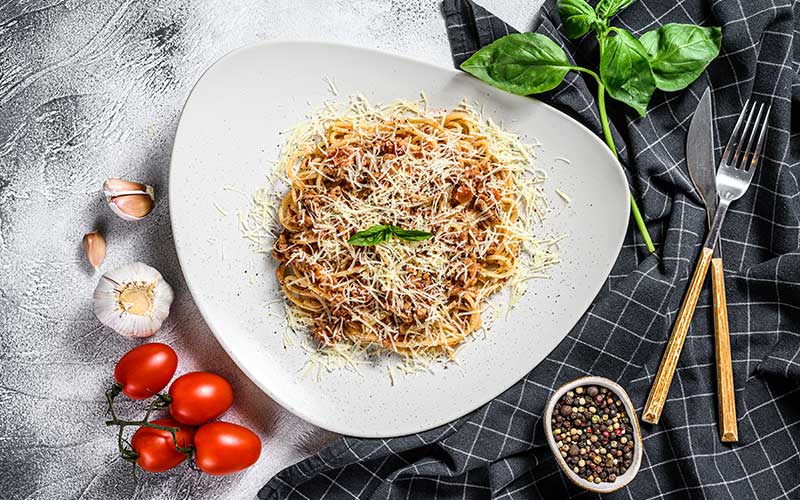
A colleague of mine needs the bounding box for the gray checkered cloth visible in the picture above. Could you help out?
[260,0,800,498]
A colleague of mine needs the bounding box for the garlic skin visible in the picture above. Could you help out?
[83,231,106,269]
[103,178,155,221]
[103,178,152,197]
[93,262,174,338]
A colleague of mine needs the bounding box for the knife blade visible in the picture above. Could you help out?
[686,88,719,254]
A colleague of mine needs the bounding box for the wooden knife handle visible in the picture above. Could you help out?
[642,247,713,424]
[711,257,738,442]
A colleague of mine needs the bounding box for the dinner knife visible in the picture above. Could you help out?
[676,89,738,441]
[686,89,738,442]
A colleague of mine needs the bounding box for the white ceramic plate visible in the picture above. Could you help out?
[170,42,629,437]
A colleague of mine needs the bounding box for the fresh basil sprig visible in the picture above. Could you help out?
[347,225,433,246]
[460,0,721,254]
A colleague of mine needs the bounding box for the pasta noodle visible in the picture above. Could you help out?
[268,98,555,359]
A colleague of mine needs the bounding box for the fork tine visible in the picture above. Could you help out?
[739,103,765,170]
[731,102,757,169]
[747,104,771,171]
[721,99,751,166]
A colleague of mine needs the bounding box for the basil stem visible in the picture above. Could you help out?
[577,66,655,253]
[597,83,655,253]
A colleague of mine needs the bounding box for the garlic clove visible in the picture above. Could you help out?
[109,193,155,221]
[93,262,174,338]
[103,178,155,221]
[83,231,106,269]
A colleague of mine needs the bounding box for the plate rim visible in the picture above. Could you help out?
[169,40,630,437]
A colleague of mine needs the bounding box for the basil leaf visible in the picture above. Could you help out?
[347,225,392,246]
[347,225,432,246]
[599,29,655,116]
[461,33,572,95]
[595,0,636,19]
[557,0,598,39]
[640,24,721,92]
[390,227,433,241]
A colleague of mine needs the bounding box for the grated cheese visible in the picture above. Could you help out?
[213,201,229,217]
[323,75,339,96]
[553,156,571,165]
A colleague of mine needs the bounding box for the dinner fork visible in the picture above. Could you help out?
[642,100,771,425]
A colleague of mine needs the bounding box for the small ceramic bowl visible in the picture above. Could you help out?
[543,376,643,493]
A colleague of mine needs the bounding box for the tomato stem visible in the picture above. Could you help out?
[104,377,192,484]
[105,384,122,419]
[106,418,177,432]
[145,393,172,411]
[129,461,138,481]
[105,386,192,462]
[106,418,194,457]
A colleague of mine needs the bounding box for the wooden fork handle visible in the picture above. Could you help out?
[711,257,738,442]
[642,247,713,424]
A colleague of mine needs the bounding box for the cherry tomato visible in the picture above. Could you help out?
[194,422,261,475]
[130,418,194,473]
[168,372,234,425]
[114,343,178,400]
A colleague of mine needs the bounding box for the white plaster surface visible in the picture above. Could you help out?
[0,1,542,498]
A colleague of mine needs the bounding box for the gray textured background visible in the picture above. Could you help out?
[0,1,543,498]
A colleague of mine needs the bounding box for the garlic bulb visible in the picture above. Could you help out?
[93,262,174,338]
[103,178,155,221]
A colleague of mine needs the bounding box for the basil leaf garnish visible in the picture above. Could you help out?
[348,225,432,246]
[390,227,434,241]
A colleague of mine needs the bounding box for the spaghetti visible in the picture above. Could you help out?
[268,98,557,359]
